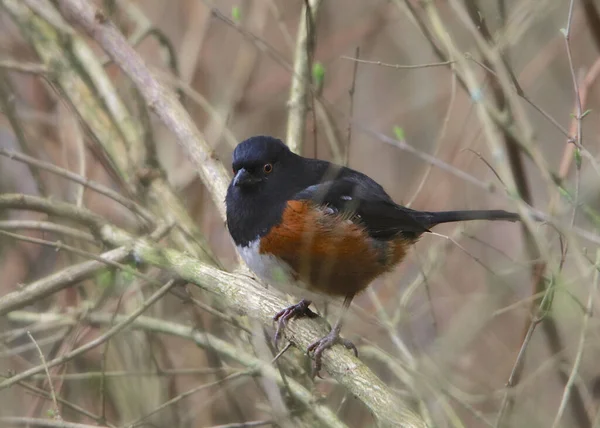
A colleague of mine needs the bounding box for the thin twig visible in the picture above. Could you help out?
[0,417,106,428]
[360,129,495,192]
[0,59,49,74]
[55,0,231,219]
[9,311,350,428]
[341,56,454,69]
[10,0,220,264]
[0,149,155,226]
[27,368,234,381]
[126,370,252,428]
[551,251,599,428]
[0,245,130,316]
[210,1,521,195]
[270,342,292,365]
[0,280,175,390]
[494,274,554,427]
[168,287,252,334]
[406,54,458,206]
[16,380,117,428]
[0,229,163,295]
[0,331,67,358]
[26,331,61,420]
[0,220,96,244]
[564,0,584,227]
[557,58,600,180]
[344,47,360,166]
[0,68,47,194]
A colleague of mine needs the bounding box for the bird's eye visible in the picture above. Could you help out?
[263,163,273,174]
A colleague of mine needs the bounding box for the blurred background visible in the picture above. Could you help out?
[1,0,600,427]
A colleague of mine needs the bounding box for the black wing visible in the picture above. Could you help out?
[292,175,431,240]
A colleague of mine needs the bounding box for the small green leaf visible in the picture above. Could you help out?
[560,27,567,37]
[232,6,241,23]
[575,147,582,169]
[539,282,555,317]
[97,269,113,289]
[312,62,325,87]
[558,185,571,201]
[393,125,405,140]
[582,109,592,118]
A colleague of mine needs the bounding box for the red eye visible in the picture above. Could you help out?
[263,163,273,174]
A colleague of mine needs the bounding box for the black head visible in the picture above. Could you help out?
[230,136,291,189]
[225,136,327,246]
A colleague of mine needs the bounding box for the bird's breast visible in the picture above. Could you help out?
[244,201,412,297]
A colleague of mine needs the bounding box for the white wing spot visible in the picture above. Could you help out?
[340,195,352,201]
[322,206,336,215]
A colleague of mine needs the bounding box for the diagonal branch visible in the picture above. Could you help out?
[0,193,426,427]
[1,0,219,265]
[9,311,347,428]
[0,279,176,390]
[54,0,231,220]
[0,246,129,317]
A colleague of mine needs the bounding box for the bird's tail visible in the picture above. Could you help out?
[420,210,520,228]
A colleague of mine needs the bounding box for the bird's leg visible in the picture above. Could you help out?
[307,294,357,377]
[273,299,317,348]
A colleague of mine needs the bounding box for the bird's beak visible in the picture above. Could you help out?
[233,168,260,187]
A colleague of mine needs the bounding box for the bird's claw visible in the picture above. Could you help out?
[307,329,358,377]
[273,299,316,348]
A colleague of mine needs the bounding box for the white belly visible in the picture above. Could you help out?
[237,240,328,303]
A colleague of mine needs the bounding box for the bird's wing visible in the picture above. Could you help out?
[292,176,431,240]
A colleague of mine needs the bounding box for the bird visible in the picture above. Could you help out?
[225,135,520,375]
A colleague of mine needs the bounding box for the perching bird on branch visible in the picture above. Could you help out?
[225,136,519,375]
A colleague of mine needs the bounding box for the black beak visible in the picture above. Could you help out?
[233,168,261,187]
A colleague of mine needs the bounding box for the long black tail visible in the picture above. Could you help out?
[422,210,520,228]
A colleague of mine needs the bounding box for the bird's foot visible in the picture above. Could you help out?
[273,299,316,348]
[307,328,358,377]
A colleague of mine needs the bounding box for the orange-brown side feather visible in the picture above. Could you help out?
[259,200,414,296]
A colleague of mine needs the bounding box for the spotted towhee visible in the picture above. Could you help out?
[226,135,519,374]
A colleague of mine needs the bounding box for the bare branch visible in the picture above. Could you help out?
[0,149,155,225]
[26,331,61,420]
[285,0,322,154]
[0,416,107,428]
[551,251,599,427]
[0,220,96,244]
[0,59,48,74]
[54,0,231,220]
[0,246,130,316]
[0,280,176,390]
[9,311,367,428]
[0,194,426,426]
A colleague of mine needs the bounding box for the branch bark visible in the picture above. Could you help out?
[1,0,219,264]
[53,0,231,221]
[9,311,348,428]
[0,194,426,427]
